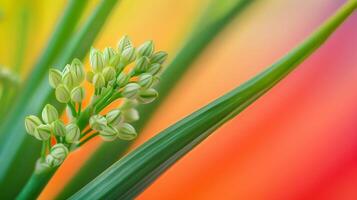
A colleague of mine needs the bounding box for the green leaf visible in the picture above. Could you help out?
[69,1,357,199]
[57,0,253,198]
[0,0,121,198]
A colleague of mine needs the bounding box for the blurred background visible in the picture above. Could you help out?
[1,0,357,199]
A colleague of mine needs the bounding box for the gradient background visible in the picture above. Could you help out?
[1,0,357,199]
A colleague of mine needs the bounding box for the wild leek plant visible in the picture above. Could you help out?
[19,36,167,199]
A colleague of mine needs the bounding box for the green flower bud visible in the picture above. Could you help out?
[90,48,104,72]
[33,124,51,140]
[103,47,116,65]
[106,109,122,126]
[99,126,118,141]
[138,73,154,88]
[137,40,154,57]
[147,63,162,75]
[117,123,137,140]
[93,73,106,88]
[137,88,158,104]
[70,58,85,84]
[55,84,71,103]
[121,46,136,65]
[103,66,116,82]
[71,86,85,103]
[49,69,62,88]
[89,114,107,131]
[116,73,130,88]
[122,108,139,122]
[122,83,140,99]
[110,54,121,69]
[117,35,132,53]
[62,70,75,89]
[42,104,59,124]
[65,123,80,143]
[86,71,94,83]
[62,64,70,74]
[134,56,150,73]
[25,115,43,135]
[46,154,62,167]
[51,120,66,137]
[150,51,168,64]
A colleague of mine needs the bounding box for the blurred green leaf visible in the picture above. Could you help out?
[57,0,253,198]
[0,0,120,198]
[69,1,357,199]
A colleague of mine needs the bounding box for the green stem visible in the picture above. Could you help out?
[80,128,93,139]
[78,132,99,147]
[40,142,46,162]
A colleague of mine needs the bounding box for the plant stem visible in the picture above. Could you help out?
[78,132,99,147]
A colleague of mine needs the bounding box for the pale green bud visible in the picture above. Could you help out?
[93,73,106,88]
[122,108,139,122]
[110,54,121,69]
[71,87,85,103]
[121,46,136,64]
[62,64,70,74]
[134,56,150,73]
[33,124,51,140]
[47,143,68,167]
[138,73,154,88]
[147,63,162,75]
[99,126,118,141]
[42,104,59,124]
[137,40,154,57]
[150,51,168,64]
[51,120,66,137]
[70,58,85,84]
[117,123,137,140]
[46,154,62,167]
[106,109,122,126]
[136,88,158,104]
[117,35,132,53]
[122,83,140,99]
[25,115,43,135]
[55,84,71,103]
[89,114,107,131]
[62,70,75,89]
[103,47,116,65]
[86,71,94,83]
[116,73,130,88]
[65,123,80,143]
[103,66,116,82]
[49,69,62,88]
[90,48,104,72]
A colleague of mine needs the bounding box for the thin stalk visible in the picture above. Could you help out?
[79,132,99,147]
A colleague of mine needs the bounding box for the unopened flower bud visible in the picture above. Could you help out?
[89,114,107,131]
[33,124,51,140]
[62,64,70,74]
[42,104,59,124]
[93,73,106,88]
[52,120,66,137]
[90,48,104,72]
[117,35,132,53]
[117,123,137,140]
[138,73,154,88]
[134,56,150,73]
[106,109,122,126]
[110,54,121,69]
[116,73,130,88]
[86,71,94,83]
[55,84,71,103]
[62,70,75,89]
[47,143,68,167]
[122,108,139,122]
[137,88,158,104]
[65,123,80,143]
[103,47,116,65]
[70,58,85,84]
[122,83,140,99]
[49,69,62,88]
[103,66,116,82]
[121,46,136,64]
[25,115,43,135]
[99,126,118,141]
[147,63,162,75]
[71,86,85,103]
[46,154,61,167]
[150,51,168,64]
[137,40,154,57]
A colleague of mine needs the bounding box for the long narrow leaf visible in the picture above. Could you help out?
[69,1,357,199]
[57,1,253,198]
[0,0,120,198]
